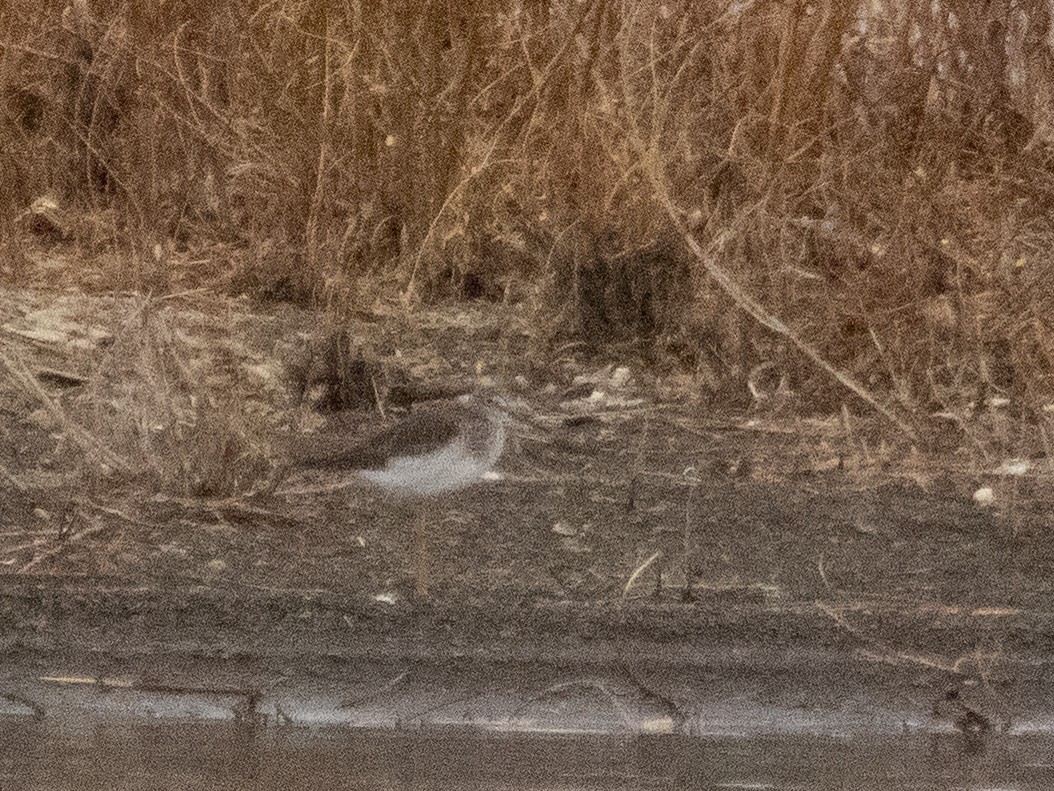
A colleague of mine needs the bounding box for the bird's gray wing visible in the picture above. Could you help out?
[297,403,461,472]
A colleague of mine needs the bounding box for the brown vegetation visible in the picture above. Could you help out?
[2,0,1054,449]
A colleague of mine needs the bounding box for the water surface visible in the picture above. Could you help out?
[2,722,1052,790]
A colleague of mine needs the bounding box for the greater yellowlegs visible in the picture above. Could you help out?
[298,393,507,597]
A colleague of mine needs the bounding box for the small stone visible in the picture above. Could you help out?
[973,487,995,506]
[552,521,576,537]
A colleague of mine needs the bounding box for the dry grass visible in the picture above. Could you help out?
[79,298,279,496]
[2,1,1054,451]
[0,291,291,498]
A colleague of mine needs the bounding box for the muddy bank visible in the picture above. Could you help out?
[0,567,1052,740]
[1,291,1052,739]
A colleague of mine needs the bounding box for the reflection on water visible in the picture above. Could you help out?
[0,721,1052,790]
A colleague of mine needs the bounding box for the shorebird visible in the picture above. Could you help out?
[296,393,507,598]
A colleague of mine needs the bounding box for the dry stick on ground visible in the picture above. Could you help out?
[16,500,155,574]
[623,550,662,597]
[19,511,108,574]
[515,677,638,729]
[816,601,1000,675]
[0,349,133,475]
[824,603,1016,734]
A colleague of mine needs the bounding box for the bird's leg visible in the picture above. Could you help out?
[414,508,429,599]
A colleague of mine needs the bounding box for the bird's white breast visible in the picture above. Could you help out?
[359,422,504,497]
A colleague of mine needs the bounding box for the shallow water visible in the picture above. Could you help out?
[1,721,1053,790]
